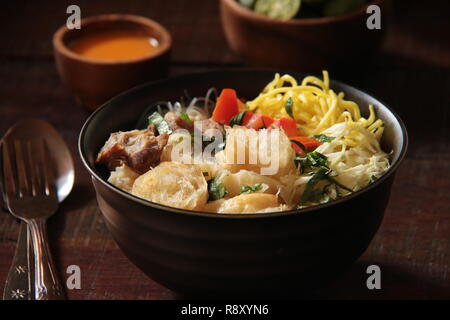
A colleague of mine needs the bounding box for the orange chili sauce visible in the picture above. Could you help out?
[70,31,159,61]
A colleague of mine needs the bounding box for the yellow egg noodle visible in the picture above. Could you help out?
[104,72,391,213]
[247,71,384,142]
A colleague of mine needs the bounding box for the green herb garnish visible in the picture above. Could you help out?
[298,165,353,206]
[240,183,263,195]
[311,134,335,143]
[208,173,228,201]
[306,151,328,167]
[299,166,330,205]
[295,151,328,173]
[148,112,172,134]
[229,110,248,127]
[285,97,294,118]
[179,112,192,122]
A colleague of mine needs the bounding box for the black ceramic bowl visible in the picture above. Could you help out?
[79,70,408,297]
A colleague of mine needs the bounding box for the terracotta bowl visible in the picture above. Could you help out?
[53,14,171,110]
[79,70,407,297]
[220,0,391,72]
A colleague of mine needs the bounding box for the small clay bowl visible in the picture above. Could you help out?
[53,14,172,110]
[220,0,391,72]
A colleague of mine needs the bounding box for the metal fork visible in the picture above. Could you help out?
[2,139,64,300]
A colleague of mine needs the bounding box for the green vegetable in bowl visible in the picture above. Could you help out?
[237,0,369,20]
[254,0,302,20]
[323,0,366,17]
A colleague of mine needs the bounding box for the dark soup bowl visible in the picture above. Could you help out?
[79,69,408,297]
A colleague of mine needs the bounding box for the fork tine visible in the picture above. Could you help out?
[26,140,39,196]
[33,140,45,196]
[39,140,57,197]
[14,140,30,197]
[31,140,45,195]
[2,141,17,199]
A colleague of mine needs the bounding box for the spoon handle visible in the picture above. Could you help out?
[28,219,65,300]
[2,222,34,300]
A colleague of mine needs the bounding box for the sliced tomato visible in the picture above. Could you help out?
[211,89,239,125]
[243,112,263,129]
[241,110,254,126]
[241,112,275,130]
[291,142,306,156]
[271,117,299,137]
[290,136,322,151]
[261,115,274,128]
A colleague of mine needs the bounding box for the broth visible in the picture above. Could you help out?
[70,30,159,61]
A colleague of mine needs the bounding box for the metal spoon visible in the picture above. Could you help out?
[1,119,74,300]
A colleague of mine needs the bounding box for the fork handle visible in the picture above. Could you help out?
[28,219,65,300]
[2,222,33,300]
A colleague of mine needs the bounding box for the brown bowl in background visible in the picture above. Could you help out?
[220,0,391,72]
[53,14,172,110]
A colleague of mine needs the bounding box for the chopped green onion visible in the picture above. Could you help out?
[148,112,172,134]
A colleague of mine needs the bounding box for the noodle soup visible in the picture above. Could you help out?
[95,72,390,213]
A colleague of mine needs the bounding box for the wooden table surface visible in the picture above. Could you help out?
[0,0,449,300]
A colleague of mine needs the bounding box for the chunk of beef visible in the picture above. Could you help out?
[164,112,194,132]
[198,119,225,138]
[96,129,168,174]
[163,112,224,139]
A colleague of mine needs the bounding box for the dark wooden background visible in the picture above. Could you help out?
[0,0,449,299]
